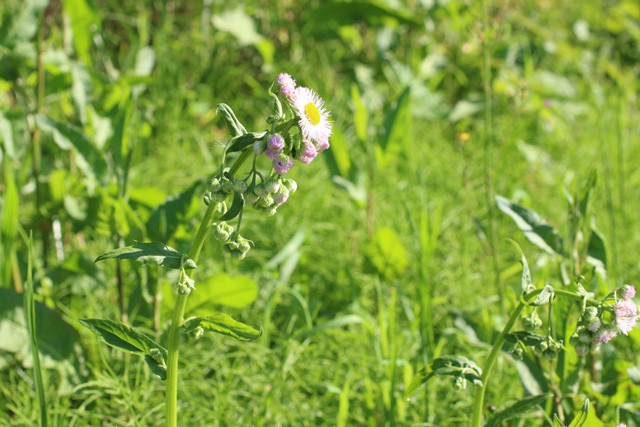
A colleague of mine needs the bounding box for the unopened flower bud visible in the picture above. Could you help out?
[265,179,280,194]
[258,194,274,208]
[511,346,524,360]
[574,341,589,356]
[583,306,598,322]
[233,180,248,193]
[255,183,267,198]
[265,206,278,216]
[621,285,636,301]
[253,139,266,154]
[587,317,601,333]
[283,178,297,193]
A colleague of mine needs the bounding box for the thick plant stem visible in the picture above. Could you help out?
[471,289,542,426]
[165,201,217,426]
[165,148,251,426]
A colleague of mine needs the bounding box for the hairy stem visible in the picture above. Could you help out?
[165,148,251,426]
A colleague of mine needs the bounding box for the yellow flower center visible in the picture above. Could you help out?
[304,102,321,126]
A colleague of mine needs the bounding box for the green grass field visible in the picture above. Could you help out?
[1,0,640,425]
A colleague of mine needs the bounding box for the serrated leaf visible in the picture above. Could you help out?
[95,242,196,270]
[485,394,551,427]
[79,318,166,357]
[180,313,261,341]
[35,115,108,184]
[219,192,244,221]
[405,355,482,397]
[495,195,565,256]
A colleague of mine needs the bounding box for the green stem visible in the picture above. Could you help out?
[164,149,251,426]
[471,287,594,425]
[471,289,542,426]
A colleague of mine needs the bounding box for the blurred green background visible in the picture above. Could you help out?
[1,0,640,425]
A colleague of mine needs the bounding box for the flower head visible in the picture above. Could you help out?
[594,325,618,345]
[290,86,332,146]
[298,139,318,164]
[615,299,638,335]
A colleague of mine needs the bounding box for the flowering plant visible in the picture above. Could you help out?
[80,74,332,426]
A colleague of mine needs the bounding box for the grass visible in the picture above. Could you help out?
[1,0,640,425]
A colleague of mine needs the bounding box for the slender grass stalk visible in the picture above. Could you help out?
[33,9,49,267]
[24,232,47,427]
[481,0,502,301]
[165,149,251,426]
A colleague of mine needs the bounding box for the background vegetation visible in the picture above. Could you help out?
[1,0,640,425]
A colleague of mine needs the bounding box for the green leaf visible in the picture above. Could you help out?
[508,239,534,293]
[219,192,244,221]
[216,103,247,137]
[505,331,547,346]
[188,273,258,312]
[146,179,203,242]
[180,314,261,341]
[226,131,267,153]
[296,314,364,339]
[34,115,108,184]
[1,165,19,288]
[495,195,565,256]
[79,318,166,357]
[485,394,551,427]
[0,288,81,374]
[567,399,604,427]
[533,284,554,306]
[95,242,196,270]
[364,227,408,281]
[211,7,274,63]
[62,0,101,67]
[351,84,368,142]
[323,126,351,179]
[79,319,167,380]
[586,222,606,275]
[376,86,412,167]
[404,355,482,397]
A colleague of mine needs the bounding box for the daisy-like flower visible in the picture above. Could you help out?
[615,299,638,335]
[290,86,332,146]
[277,73,296,98]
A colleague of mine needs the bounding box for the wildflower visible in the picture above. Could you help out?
[290,86,332,146]
[273,188,289,205]
[615,299,638,335]
[277,73,296,98]
[273,156,294,175]
[298,139,318,164]
[621,285,636,300]
[268,134,285,151]
[594,325,618,345]
[265,146,280,160]
[586,317,601,333]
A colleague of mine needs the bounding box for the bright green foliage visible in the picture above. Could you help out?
[180,314,261,341]
[405,355,483,397]
[95,242,196,270]
[364,227,408,281]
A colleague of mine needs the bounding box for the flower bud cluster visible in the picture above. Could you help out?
[223,233,253,260]
[212,222,234,241]
[204,176,247,206]
[245,176,297,216]
[521,311,542,331]
[569,285,639,355]
[535,338,563,360]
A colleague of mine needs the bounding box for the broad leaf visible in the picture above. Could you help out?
[586,222,607,276]
[180,314,261,341]
[35,115,108,184]
[495,195,565,256]
[486,394,552,427]
[95,242,196,270]
[146,179,203,242]
[79,318,166,356]
[79,319,167,380]
[216,103,247,137]
[62,0,101,67]
[405,355,482,397]
[567,399,604,427]
[189,273,258,312]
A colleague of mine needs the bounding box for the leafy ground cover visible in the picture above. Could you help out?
[1,0,640,425]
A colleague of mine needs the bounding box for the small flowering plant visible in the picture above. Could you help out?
[80,74,332,427]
